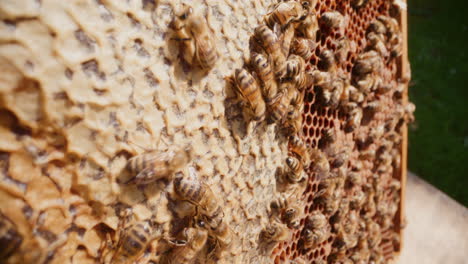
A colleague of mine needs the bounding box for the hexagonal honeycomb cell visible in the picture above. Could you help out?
[0,0,410,263]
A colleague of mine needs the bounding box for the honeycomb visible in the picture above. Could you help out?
[0,0,411,263]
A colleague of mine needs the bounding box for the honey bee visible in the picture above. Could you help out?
[356,73,382,94]
[335,37,351,64]
[291,37,314,60]
[162,227,208,264]
[323,191,343,214]
[404,102,416,123]
[368,19,387,36]
[282,113,303,136]
[174,176,224,231]
[330,150,349,169]
[366,32,388,57]
[0,211,22,260]
[328,78,345,108]
[296,10,319,40]
[379,16,402,58]
[319,11,345,31]
[228,68,266,122]
[125,146,192,184]
[335,229,358,250]
[280,23,295,57]
[289,135,311,167]
[110,218,161,264]
[296,69,314,91]
[366,219,382,249]
[370,249,386,264]
[264,0,307,29]
[318,49,336,72]
[289,87,304,112]
[345,107,363,133]
[267,88,291,124]
[349,189,366,210]
[284,55,306,80]
[318,128,336,149]
[362,191,377,219]
[284,62,310,91]
[353,50,382,76]
[259,221,290,254]
[330,198,350,229]
[251,53,278,103]
[351,236,371,263]
[270,195,302,229]
[347,83,365,103]
[390,0,406,17]
[302,212,329,249]
[322,77,346,107]
[310,69,332,86]
[309,148,330,179]
[254,25,286,77]
[328,247,348,263]
[307,211,327,229]
[376,82,393,95]
[202,220,232,263]
[359,148,376,161]
[171,5,218,70]
[281,156,305,184]
[347,172,363,188]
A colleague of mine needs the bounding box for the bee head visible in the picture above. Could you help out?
[288,220,300,229]
[178,4,193,20]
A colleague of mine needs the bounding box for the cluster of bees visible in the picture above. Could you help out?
[225,0,414,263]
[97,141,233,264]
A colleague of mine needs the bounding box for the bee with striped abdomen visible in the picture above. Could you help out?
[259,221,290,254]
[291,37,314,61]
[366,32,388,57]
[334,37,351,64]
[171,5,218,70]
[282,156,305,185]
[309,148,330,179]
[162,227,208,264]
[250,53,278,104]
[254,25,286,77]
[302,212,330,249]
[264,1,306,29]
[174,175,224,232]
[111,220,157,263]
[319,11,345,32]
[227,68,267,123]
[125,145,192,184]
[267,86,292,124]
[289,135,310,167]
[284,55,306,80]
[270,195,302,229]
[318,49,337,72]
[296,9,319,40]
[345,107,363,133]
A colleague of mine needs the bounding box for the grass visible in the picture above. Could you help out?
[407,0,468,206]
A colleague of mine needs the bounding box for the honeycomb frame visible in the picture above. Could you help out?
[0,0,410,263]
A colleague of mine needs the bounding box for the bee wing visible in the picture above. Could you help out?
[131,164,171,184]
[127,152,175,184]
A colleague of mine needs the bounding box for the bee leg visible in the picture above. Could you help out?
[246,121,256,135]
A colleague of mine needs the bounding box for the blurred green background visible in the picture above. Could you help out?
[408,0,468,206]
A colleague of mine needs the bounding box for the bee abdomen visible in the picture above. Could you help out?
[174,177,204,204]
